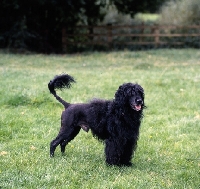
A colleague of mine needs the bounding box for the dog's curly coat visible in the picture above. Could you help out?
[48,74,145,166]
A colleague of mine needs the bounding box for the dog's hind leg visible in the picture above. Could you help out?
[50,136,63,157]
[59,126,81,154]
[59,120,89,154]
[50,126,81,157]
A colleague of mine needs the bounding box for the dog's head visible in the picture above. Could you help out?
[115,83,145,111]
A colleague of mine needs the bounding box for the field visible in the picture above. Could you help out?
[0,49,200,188]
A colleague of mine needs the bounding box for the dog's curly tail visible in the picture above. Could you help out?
[48,74,75,108]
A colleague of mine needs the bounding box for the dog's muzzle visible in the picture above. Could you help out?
[131,99,143,111]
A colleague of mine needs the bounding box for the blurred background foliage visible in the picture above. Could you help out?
[0,0,199,53]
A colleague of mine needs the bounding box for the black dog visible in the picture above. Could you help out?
[48,74,145,166]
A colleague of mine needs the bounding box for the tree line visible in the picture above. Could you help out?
[0,0,166,53]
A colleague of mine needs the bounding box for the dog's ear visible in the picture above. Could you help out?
[115,85,126,105]
[138,85,144,93]
[137,85,144,99]
[114,84,132,106]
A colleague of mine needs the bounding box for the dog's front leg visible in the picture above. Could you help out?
[105,138,121,166]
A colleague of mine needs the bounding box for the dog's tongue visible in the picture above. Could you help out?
[135,105,141,111]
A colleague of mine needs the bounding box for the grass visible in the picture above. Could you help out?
[0,49,200,188]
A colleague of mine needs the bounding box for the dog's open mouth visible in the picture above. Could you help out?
[131,104,142,111]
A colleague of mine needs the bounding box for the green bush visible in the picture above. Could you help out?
[159,0,200,25]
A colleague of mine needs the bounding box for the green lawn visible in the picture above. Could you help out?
[0,49,200,188]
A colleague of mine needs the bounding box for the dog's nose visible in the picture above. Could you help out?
[136,99,143,104]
